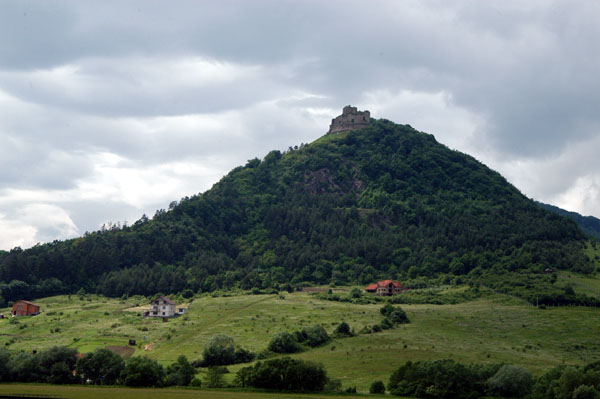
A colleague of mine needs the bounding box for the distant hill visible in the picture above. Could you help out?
[0,118,593,303]
[536,202,600,239]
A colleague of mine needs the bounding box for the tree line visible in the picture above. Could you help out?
[3,344,600,397]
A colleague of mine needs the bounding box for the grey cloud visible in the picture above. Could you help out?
[1,0,599,249]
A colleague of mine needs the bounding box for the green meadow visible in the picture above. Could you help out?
[0,384,381,399]
[2,282,600,392]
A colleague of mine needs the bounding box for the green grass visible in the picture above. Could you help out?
[0,384,381,399]
[2,285,600,392]
[558,270,600,298]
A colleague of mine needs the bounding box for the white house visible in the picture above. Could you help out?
[149,296,176,318]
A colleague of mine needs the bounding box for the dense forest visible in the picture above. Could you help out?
[0,119,594,303]
[536,201,600,240]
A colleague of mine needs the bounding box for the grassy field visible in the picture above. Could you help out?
[558,270,600,298]
[2,282,600,392]
[0,384,382,399]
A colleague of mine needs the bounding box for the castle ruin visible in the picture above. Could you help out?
[328,105,371,134]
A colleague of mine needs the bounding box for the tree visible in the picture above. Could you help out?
[202,334,236,366]
[487,364,533,398]
[205,366,227,388]
[239,357,328,392]
[555,367,586,399]
[370,380,386,394]
[573,385,600,399]
[124,356,165,387]
[388,359,486,398]
[39,346,79,384]
[48,362,75,384]
[165,355,196,386]
[0,349,11,382]
[267,331,301,354]
[76,348,125,385]
[8,352,42,382]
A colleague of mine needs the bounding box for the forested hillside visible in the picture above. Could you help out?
[536,201,600,239]
[0,119,593,303]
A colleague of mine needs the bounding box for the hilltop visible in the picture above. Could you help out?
[0,116,597,304]
[536,201,600,240]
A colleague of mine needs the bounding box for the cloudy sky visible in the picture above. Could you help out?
[1,0,599,250]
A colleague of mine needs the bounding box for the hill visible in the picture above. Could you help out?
[536,201,600,240]
[0,118,595,304]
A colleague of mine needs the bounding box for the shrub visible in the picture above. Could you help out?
[181,289,194,299]
[379,317,394,330]
[325,378,342,392]
[268,331,301,354]
[297,325,330,347]
[333,321,353,337]
[233,346,255,364]
[189,377,202,387]
[370,380,386,394]
[487,364,533,398]
[380,304,409,324]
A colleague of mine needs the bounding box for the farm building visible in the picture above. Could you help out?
[364,280,406,296]
[149,296,176,318]
[12,300,40,316]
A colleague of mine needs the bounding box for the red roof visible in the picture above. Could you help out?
[151,296,176,305]
[377,280,402,288]
[364,283,379,290]
[15,300,39,306]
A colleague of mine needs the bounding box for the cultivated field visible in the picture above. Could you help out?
[2,279,600,391]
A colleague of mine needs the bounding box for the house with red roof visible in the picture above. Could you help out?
[12,300,40,316]
[364,280,406,296]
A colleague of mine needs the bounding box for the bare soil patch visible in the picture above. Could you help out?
[106,345,135,359]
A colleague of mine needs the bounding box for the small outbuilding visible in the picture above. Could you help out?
[12,300,40,316]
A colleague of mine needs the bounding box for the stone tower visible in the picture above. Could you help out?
[328,105,371,134]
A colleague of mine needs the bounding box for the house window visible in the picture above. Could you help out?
[162,312,165,315]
